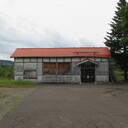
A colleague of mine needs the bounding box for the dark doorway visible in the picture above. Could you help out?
[81,62,95,83]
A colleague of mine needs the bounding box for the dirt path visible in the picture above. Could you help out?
[0,85,128,128]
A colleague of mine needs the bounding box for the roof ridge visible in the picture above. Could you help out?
[17,47,108,49]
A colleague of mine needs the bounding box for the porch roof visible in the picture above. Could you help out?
[77,59,99,66]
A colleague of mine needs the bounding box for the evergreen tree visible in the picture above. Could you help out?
[104,0,128,80]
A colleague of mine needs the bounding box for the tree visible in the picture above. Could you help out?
[104,0,128,80]
[118,5,128,80]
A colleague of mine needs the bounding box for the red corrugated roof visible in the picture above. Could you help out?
[10,47,111,58]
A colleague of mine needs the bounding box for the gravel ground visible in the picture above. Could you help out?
[0,87,37,120]
[103,85,128,106]
[0,85,128,128]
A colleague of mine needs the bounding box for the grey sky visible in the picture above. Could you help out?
[0,0,122,60]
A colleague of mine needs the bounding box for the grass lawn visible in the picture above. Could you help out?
[0,79,36,88]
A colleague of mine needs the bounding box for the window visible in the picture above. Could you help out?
[58,63,70,75]
[24,70,37,79]
[43,62,71,75]
[44,63,56,75]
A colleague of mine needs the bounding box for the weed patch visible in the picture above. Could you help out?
[0,94,9,99]
[114,70,125,82]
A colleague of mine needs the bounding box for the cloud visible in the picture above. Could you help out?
[0,18,102,60]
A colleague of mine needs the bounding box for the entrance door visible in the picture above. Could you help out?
[81,62,95,83]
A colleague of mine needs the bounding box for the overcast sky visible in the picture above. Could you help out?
[0,0,122,60]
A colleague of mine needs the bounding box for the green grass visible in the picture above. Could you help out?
[0,79,36,88]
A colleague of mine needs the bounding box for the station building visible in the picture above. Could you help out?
[10,47,111,83]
